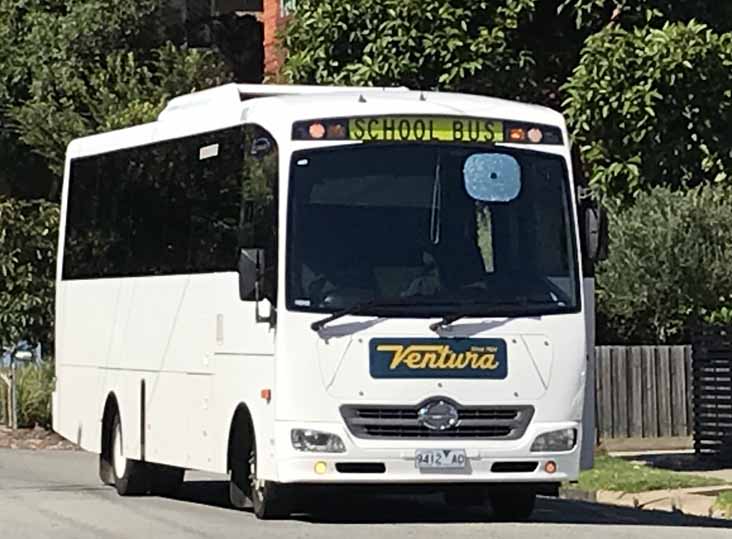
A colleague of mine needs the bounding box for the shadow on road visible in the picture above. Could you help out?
[171,480,732,528]
[619,452,732,473]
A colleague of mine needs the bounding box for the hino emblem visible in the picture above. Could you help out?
[417,400,459,431]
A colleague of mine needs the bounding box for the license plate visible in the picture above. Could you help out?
[415,449,467,470]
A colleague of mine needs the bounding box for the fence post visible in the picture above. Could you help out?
[10,357,17,429]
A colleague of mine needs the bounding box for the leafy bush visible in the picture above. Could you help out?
[15,361,54,429]
[280,0,597,107]
[282,0,536,93]
[561,0,732,33]
[563,21,732,202]
[0,1,234,199]
[597,185,732,344]
[0,197,59,348]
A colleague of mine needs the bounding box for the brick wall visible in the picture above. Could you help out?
[262,0,284,76]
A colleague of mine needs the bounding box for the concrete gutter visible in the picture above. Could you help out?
[560,485,732,519]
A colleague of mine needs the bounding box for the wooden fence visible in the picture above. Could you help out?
[595,346,693,441]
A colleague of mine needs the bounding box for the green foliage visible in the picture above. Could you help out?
[561,1,732,33]
[282,0,540,97]
[714,490,732,518]
[15,361,55,429]
[563,21,732,202]
[702,301,732,327]
[10,44,230,177]
[0,197,59,347]
[596,185,732,344]
[0,0,232,198]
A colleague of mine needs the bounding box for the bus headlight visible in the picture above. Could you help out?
[291,429,346,453]
[531,428,577,452]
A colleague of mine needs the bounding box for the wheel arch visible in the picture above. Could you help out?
[98,392,121,486]
[227,403,255,473]
[101,392,120,458]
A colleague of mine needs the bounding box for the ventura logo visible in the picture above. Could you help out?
[369,338,508,379]
[376,344,500,371]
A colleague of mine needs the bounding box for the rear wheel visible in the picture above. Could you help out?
[489,488,536,522]
[111,413,150,496]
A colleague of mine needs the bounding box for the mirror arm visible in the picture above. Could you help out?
[253,263,276,327]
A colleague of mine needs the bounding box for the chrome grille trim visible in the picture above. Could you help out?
[340,399,534,440]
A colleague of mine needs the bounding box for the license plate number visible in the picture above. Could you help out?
[415,449,467,470]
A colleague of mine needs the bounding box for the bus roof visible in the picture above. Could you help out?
[66,83,565,159]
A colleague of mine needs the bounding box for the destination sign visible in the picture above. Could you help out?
[348,116,504,143]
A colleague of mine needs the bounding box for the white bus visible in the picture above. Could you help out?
[53,83,606,520]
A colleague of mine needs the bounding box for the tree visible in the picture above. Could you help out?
[0,0,244,347]
[562,21,732,202]
[0,197,59,347]
[0,0,259,201]
[281,0,591,107]
[561,1,732,33]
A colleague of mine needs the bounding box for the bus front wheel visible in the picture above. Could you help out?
[229,417,292,519]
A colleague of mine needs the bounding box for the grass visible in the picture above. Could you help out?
[715,491,732,517]
[577,456,726,493]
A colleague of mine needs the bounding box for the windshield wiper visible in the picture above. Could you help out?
[311,297,431,332]
[428,298,565,333]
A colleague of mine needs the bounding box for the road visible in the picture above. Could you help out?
[1,449,731,538]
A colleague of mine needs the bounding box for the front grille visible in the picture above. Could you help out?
[341,399,534,440]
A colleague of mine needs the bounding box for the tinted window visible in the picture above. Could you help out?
[287,144,579,316]
[63,126,245,279]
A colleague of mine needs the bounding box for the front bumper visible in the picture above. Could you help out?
[272,420,581,484]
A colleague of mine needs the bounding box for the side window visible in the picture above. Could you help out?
[63,125,246,279]
[240,124,279,300]
[63,153,128,279]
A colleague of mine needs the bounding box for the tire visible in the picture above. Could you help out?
[489,488,536,522]
[149,464,185,497]
[99,454,115,486]
[111,413,150,496]
[251,479,293,520]
[228,417,292,519]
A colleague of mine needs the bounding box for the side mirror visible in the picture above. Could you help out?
[238,248,263,301]
[583,204,608,262]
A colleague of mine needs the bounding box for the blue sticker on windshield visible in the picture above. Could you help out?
[369,338,507,379]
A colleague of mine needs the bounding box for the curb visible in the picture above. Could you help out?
[559,486,598,503]
[559,485,732,520]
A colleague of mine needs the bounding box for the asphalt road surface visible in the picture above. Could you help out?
[1,449,731,539]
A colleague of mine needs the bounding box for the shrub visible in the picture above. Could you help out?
[15,361,54,429]
[0,197,59,348]
[597,184,732,344]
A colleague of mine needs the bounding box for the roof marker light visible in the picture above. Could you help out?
[508,127,527,142]
[527,128,544,144]
[327,123,347,139]
[308,122,326,139]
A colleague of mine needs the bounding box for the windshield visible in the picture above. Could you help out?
[286,143,579,318]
